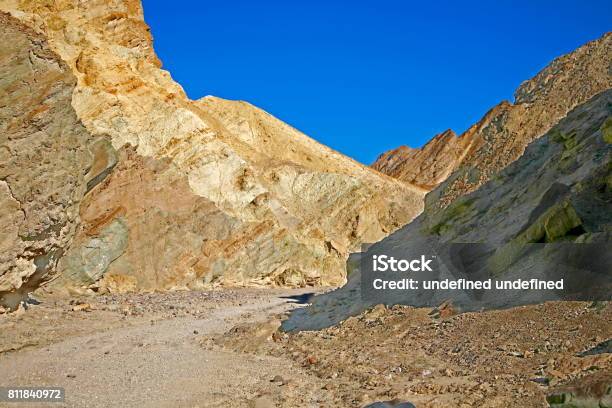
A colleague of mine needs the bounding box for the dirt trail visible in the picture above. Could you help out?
[0,289,325,408]
[3,292,609,408]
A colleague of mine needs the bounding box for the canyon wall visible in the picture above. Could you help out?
[285,90,612,331]
[0,0,424,305]
[0,12,96,308]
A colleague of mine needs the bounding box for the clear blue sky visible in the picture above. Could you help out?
[142,0,610,164]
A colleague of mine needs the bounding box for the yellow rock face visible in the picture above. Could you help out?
[0,0,425,298]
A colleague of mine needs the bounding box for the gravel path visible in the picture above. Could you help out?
[0,289,322,408]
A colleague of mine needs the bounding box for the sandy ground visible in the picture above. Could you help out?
[0,289,329,408]
[1,291,610,408]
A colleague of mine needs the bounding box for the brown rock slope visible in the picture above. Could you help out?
[373,33,611,210]
[0,0,424,304]
[372,129,469,190]
[222,302,612,407]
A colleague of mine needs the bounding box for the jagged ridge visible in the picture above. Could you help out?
[373,33,611,212]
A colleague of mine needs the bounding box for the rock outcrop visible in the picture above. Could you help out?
[0,13,96,309]
[373,33,611,211]
[372,129,469,190]
[0,0,424,303]
[284,90,612,331]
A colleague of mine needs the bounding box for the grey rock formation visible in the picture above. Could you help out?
[284,90,612,331]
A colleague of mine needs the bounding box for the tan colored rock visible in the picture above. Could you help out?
[373,33,612,212]
[0,12,95,308]
[547,370,612,408]
[96,273,138,294]
[0,0,425,296]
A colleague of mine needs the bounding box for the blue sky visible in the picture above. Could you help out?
[142,0,611,164]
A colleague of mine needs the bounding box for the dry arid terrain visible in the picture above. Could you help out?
[218,300,611,407]
[1,292,610,407]
[0,0,610,407]
[0,288,327,408]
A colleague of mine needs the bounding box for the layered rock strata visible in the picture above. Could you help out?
[0,12,96,308]
[0,1,425,304]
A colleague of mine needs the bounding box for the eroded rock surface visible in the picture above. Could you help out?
[0,0,425,298]
[0,13,95,308]
[372,129,469,190]
[285,90,612,331]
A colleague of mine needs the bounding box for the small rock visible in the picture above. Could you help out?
[66,374,76,378]
[530,377,550,386]
[251,395,274,408]
[358,393,370,403]
[71,303,92,312]
[270,375,284,384]
[363,400,416,408]
[193,330,199,335]
[428,300,456,319]
[547,369,564,378]
[576,339,612,356]
[365,304,387,321]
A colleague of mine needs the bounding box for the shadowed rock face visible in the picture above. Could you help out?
[0,13,95,308]
[0,0,425,298]
[284,90,612,332]
[373,33,612,211]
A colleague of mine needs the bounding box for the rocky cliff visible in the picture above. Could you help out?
[0,13,96,309]
[284,90,612,331]
[0,0,424,306]
[373,33,611,211]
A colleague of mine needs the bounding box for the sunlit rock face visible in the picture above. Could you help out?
[0,12,97,308]
[0,0,425,301]
[372,129,469,190]
[373,33,612,211]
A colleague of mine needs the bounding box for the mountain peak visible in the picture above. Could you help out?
[373,31,611,207]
